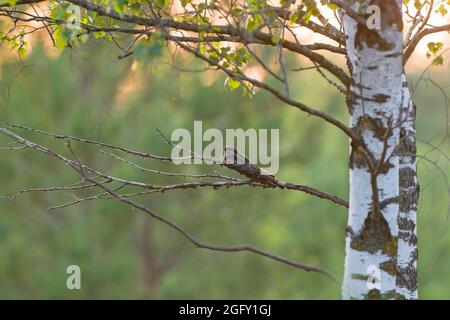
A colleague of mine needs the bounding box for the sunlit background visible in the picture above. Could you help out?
[0,2,449,299]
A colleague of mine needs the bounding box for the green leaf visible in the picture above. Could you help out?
[79,34,89,44]
[426,41,444,58]
[327,3,339,10]
[247,15,262,32]
[289,12,299,24]
[271,34,280,44]
[180,0,191,7]
[436,4,448,16]
[156,0,169,7]
[225,78,240,91]
[414,0,422,9]
[231,8,242,16]
[0,0,17,5]
[54,28,70,48]
[432,56,444,66]
[94,31,106,39]
[18,46,26,57]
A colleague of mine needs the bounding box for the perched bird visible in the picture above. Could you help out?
[222,146,278,187]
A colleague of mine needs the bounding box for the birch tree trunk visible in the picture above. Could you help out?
[341,0,418,299]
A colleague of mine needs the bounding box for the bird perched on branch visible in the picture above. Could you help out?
[222,146,278,187]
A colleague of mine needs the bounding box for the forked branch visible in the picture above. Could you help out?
[0,126,340,283]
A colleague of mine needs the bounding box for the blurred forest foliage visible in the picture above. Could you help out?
[0,40,448,299]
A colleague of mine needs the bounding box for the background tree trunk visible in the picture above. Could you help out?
[396,77,419,299]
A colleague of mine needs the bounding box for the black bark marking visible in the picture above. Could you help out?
[349,116,393,173]
[380,196,399,210]
[385,52,402,58]
[396,95,419,297]
[369,0,403,31]
[354,24,394,51]
[364,289,397,300]
[398,231,417,246]
[373,93,390,103]
[398,188,419,213]
[397,128,417,161]
[350,210,397,257]
[355,115,389,140]
[349,145,369,169]
[353,0,402,52]
[380,260,397,277]
[398,216,416,232]
[351,273,369,281]
[396,248,418,292]
[399,167,416,189]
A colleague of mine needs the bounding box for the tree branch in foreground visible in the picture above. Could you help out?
[404,24,450,63]
[1,123,348,207]
[0,126,340,283]
[0,0,351,86]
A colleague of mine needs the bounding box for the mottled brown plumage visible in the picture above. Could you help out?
[222,146,278,187]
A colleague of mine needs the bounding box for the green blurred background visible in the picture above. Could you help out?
[0,41,448,299]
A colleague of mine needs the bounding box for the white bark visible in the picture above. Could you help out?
[341,0,405,299]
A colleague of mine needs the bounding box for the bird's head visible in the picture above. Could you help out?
[223,146,248,165]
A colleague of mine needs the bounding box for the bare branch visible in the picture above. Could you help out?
[175,42,357,141]
[330,0,367,25]
[0,125,349,207]
[81,172,339,283]
[2,122,173,161]
[404,24,450,63]
[0,126,339,282]
[0,179,98,200]
[1,0,350,86]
